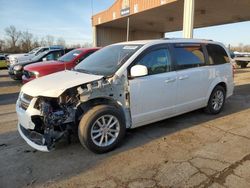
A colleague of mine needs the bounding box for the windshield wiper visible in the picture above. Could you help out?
[74,69,93,74]
[74,69,103,76]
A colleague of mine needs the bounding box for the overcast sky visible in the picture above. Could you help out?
[0,0,249,46]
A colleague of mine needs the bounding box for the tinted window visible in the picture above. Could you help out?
[76,51,95,64]
[45,51,63,61]
[206,44,229,65]
[84,51,95,59]
[173,44,205,69]
[137,48,170,75]
[58,49,82,62]
[31,51,49,61]
[0,56,5,60]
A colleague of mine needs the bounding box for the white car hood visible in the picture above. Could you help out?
[17,54,34,62]
[9,53,27,59]
[21,70,103,97]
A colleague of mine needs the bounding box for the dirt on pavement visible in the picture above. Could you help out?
[1,67,250,188]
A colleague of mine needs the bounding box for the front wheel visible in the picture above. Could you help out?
[78,105,126,153]
[205,85,226,114]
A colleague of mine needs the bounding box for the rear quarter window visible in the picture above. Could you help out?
[206,44,229,65]
[173,44,205,70]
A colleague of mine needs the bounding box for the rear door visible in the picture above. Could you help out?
[171,43,209,113]
[129,45,177,127]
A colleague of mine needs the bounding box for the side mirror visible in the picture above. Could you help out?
[76,59,81,64]
[42,58,47,61]
[130,65,148,78]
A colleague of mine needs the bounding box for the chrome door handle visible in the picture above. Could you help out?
[179,75,189,80]
[165,78,176,83]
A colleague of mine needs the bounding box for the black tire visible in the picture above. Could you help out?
[205,85,226,114]
[240,62,248,68]
[78,105,126,154]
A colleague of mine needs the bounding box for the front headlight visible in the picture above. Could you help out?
[13,65,23,71]
[30,71,39,78]
[10,58,18,64]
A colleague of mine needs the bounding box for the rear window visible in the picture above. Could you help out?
[206,44,229,65]
[173,44,205,69]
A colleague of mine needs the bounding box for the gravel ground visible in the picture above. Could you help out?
[1,67,250,188]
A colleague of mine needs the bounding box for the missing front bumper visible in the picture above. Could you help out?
[18,124,49,152]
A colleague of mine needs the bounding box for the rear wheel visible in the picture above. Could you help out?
[239,62,248,68]
[78,105,126,153]
[205,85,226,114]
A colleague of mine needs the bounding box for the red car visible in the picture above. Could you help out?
[22,48,100,83]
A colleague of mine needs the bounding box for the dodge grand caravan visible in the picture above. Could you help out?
[16,39,234,153]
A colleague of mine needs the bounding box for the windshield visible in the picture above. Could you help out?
[30,51,49,61]
[28,47,40,54]
[58,49,82,62]
[75,44,142,76]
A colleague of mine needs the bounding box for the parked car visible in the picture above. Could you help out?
[0,55,7,68]
[233,51,250,68]
[7,45,64,67]
[22,48,100,83]
[16,39,234,153]
[9,48,74,80]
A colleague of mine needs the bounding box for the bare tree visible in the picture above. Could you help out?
[0,39,5,52]
[4,25,22,52]
[70,43,82,48]
[20,31,33,52]
[82,42,93,48]
[46,35,54,46]
[32,37,40,49]
[40,37,47,46]
[56,37,66,46]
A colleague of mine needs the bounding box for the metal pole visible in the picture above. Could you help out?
[126,17,130,41]
[183,0,195,38]
[92,26,97,47]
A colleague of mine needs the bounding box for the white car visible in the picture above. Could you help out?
[16,39,234,153]
[7,46,64,66]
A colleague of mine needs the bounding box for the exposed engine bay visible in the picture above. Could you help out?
[34,90,79,150]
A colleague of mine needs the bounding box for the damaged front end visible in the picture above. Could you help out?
[17,73,131,152]
[17,90,79,151]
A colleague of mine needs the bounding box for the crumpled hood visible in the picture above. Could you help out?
[21,70,103,97]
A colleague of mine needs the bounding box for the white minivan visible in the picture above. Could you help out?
[16,39,234,153]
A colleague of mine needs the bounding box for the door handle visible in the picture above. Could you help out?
[179,75,189,80]
[165,78,176,83]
